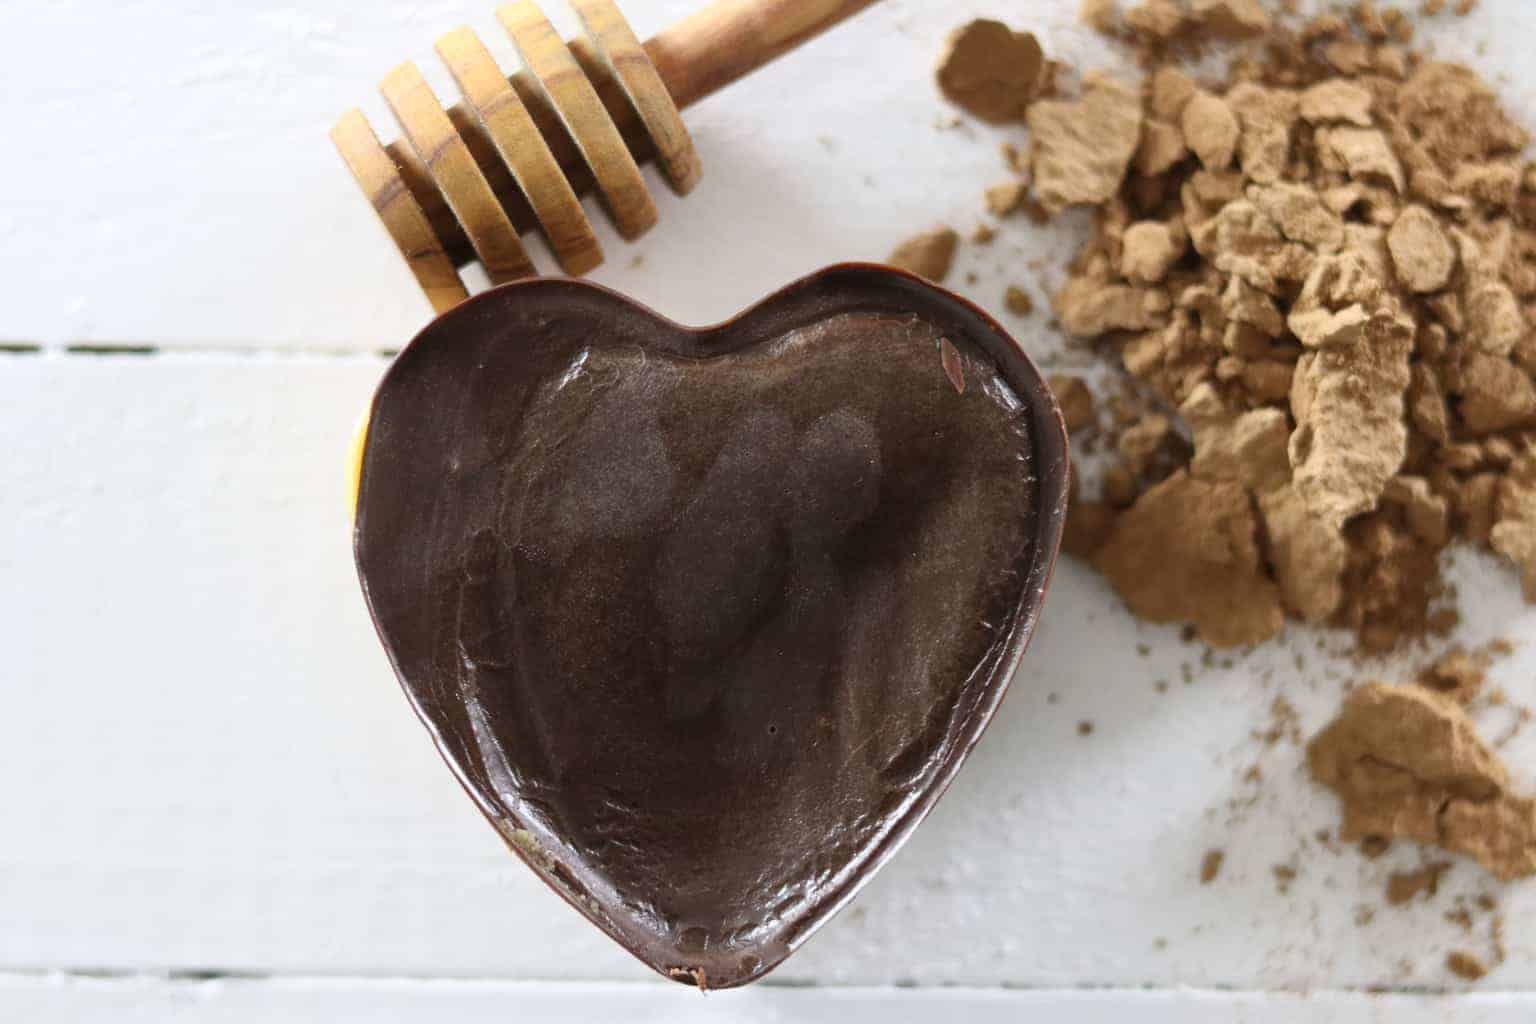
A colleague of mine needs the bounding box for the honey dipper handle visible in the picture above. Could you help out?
[644,0,883,110]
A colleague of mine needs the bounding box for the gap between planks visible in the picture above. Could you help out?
[0,343,401,360]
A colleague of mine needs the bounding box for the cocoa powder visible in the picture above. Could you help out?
[921,0,1536,953]
[930,6,1536,653]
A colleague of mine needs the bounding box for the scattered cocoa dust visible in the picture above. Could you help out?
[1200,847,1226,882]
[1006,285,1037,317]
[1446,949,1488,980]
[1386,860,1450,904]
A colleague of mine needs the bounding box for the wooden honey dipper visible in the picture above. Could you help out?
[333,0,881,313]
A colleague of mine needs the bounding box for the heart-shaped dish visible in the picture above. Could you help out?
[354,264,1069,987]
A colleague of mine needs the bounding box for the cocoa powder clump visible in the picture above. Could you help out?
[935,20,1046,123]
[1018,8,1536,650]
[1309,681,1536,882]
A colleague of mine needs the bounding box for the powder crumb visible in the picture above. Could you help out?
[1382,476,1450,547]
[1491,446,1536,598]
[1387,206,1457,293]
[1262,484,1348,622]
[888,227,959,283]
[1375,45,1409,77]
[1260,696,1302,747]
[1289,296,1413,529]
[1137,120,1189,176]
[1001,142,1025,173]
[1386,862,1451,905]
[1185,397,1290,490]
[1095,471,1284,647]
[1249,182,1345,251]
[1300,79,1375,127]
[1080,0,1119,33]
[985,181,1030,218]
[1056,278,1170,336]
[936,20,1045,123]
[1326,37,1377,76]
[1227,83,1299,185]
[1005,285,1035,317]
[1077,720,1095,736]
[1273,864,1297,894]
[1465,281,1523,357]
[1455,355,1536,435]
[1183,92,1240,171]
[1027,74,1143,213]
[1126,0,1186,40]
[1051,374,1095,433]
[1309,682,1536,881]
[1447,951,1488,981]
[1191,0,1272,38]
[1117,413,1180,478]
[1121,221,1180,284]
[1417,646,1493,704]
[1323,127,1406,192]
[1150,67,1197,120]
[1200,849,1225,884]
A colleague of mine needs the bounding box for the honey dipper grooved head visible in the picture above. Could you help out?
[332,0,698,303]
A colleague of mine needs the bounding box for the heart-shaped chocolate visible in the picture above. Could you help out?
[354,264,1068,987]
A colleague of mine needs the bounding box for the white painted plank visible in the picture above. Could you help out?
[9,977,1536,1024]
[5,1,1531,349]
[4,352,1536,990]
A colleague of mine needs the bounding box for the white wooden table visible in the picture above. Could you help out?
[5,1,1536,1019]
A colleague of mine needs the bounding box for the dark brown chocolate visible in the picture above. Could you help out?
[354,265,1068,988]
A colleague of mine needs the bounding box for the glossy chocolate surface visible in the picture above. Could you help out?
[354,265,1068,987]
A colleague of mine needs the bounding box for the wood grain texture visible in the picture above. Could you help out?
[498,1,658,241]
[387,46,657,270]
[329,110,468,315]
[573,0,702,195]
[382,61,534,284]
[436,27,603,276]
[645,0,883,109]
